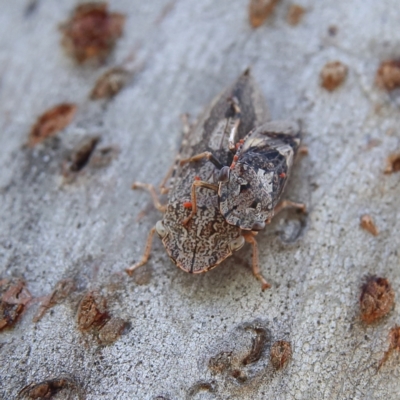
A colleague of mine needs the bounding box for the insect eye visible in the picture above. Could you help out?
[218,166,230,182]
[155,220,168,238]
[229,235,245,251]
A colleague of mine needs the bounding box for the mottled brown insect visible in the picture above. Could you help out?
[181,116,305,231]
[127,70,273,289]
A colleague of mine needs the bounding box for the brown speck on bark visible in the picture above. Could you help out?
[77,290,109,331]
[378,326,400,370]
[33,279,75,323]
[62,136,100,182]
[242,327,267,365]
[17,376,83,400]
[90,67,131,100]
[376,60,400,90]
[60,2,125,64]
[328,25,338,36]
[320,61,348,91]
[360,215,379,236]
[360,276,394,324]
[248,0,280,28]
[270,340,292,370]
[89,145,119,168]
[384,153,400,174]
[286,4,305,26]
[29,103,77,147]
[0,279,32,331]
[98,317,126,345]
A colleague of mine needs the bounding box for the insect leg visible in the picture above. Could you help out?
[242,231,271,291]
[273,199,306,216]
[126,226,157,275]
[182,180,218,225]
[179,151,224,170]
[132,182,167,212]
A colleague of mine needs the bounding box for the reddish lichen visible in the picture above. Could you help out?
[248,0,280,28]
[320,61,348,91]
[60,2,125,64]
[29,103,77,147]
[360,276,394,324]
[270,340,292,370]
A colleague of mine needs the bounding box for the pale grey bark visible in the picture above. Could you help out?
[1,0,400,399]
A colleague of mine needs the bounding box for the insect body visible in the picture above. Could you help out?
[127,70,272,289]
[218,120,304,230]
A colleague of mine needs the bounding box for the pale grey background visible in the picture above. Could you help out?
[1,0,400,399]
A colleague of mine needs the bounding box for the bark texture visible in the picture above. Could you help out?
[1,0,400,399]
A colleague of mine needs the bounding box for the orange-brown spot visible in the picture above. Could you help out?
[270,340,292,370]
[360,276,394,324]
[360,215,379,236]
[320,61,348,91]
[376,60,400,91]
[378,326,400,370]
[60,2,125,64]
[384,153,400,174]
[286,4,305,26]
[248,0,281,28]
[29,103,77,147]
[194,176,201,181]
[279,172,286,178]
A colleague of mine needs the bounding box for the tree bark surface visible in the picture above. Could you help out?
[1,1,400,399]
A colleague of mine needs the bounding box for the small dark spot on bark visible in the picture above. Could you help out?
[62,136,100,180]
[242,327,267,365]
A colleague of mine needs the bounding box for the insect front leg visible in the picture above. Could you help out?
[126,226,157,275]
[179,151,224,170]
[182,180,218,225]
[273,199,306,217]
[132,182,167,212]
[242,231,271,290]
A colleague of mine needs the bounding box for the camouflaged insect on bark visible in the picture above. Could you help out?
[153,70,269,273]
[218,120,302,230]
